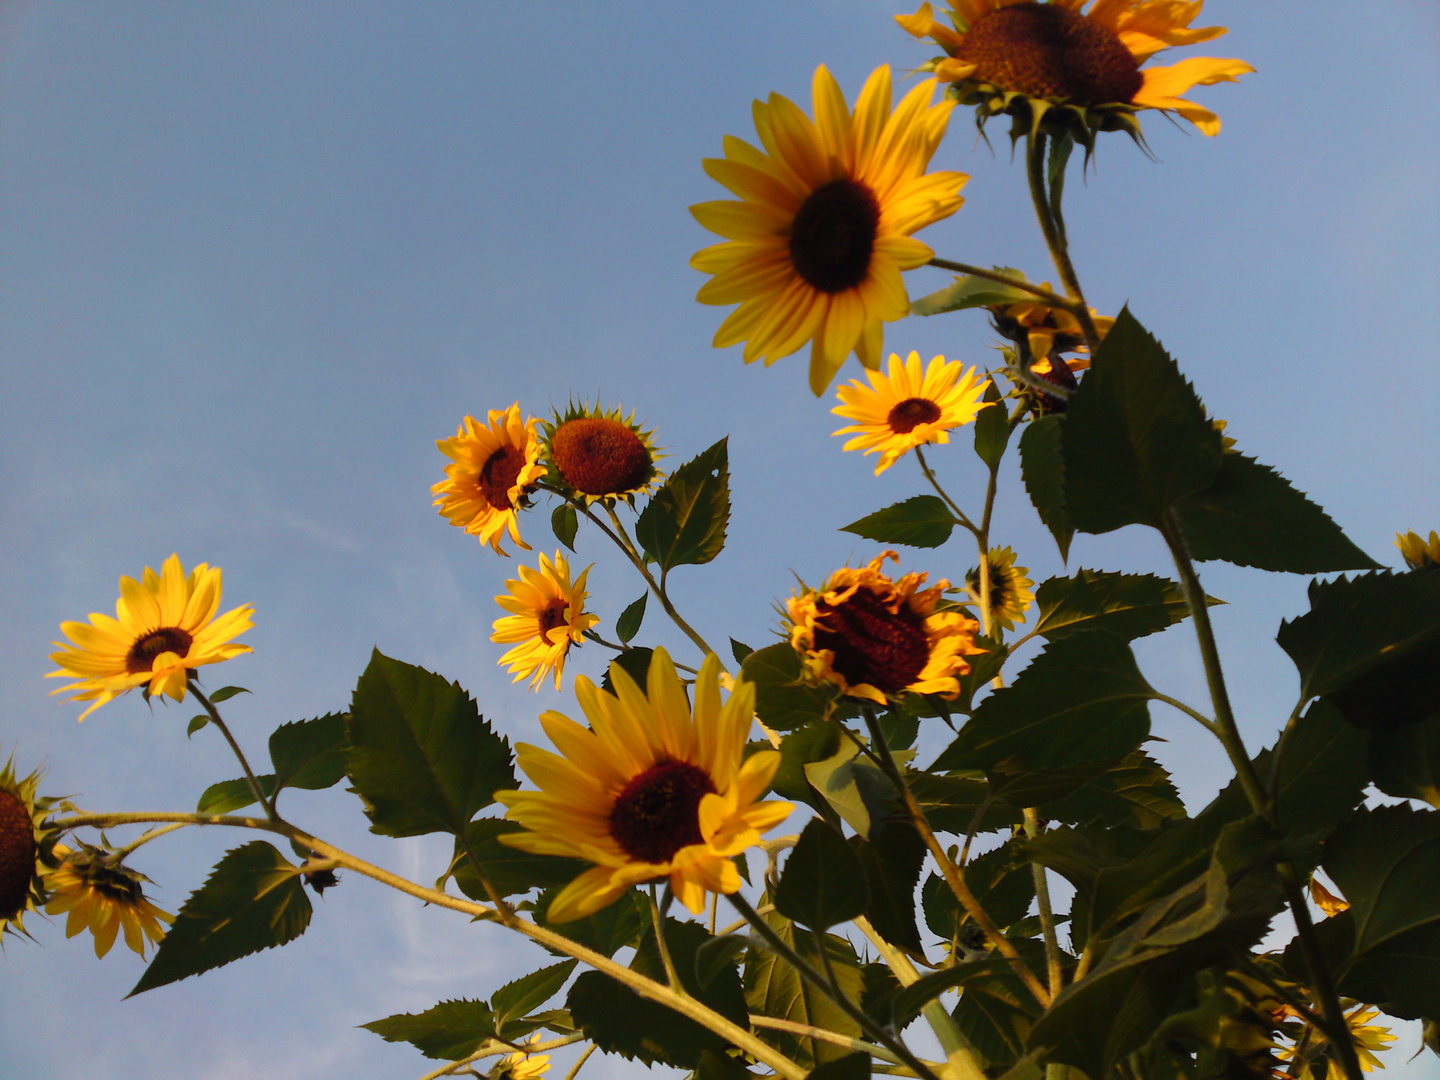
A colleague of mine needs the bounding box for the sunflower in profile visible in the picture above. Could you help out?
[966,546,1035,633]
[496,1034,551,1080]
[832,351,991,474]
[48,554,254,721]
[691,64,969,396]
[492,551,600,691]
[1396,529,1440,571]
[897,0,1253,145]
[433,405,546,556]
[496,649,793,921]
[1,757,59,938]
[543,401,662,506]
[787,551,984,705]
[45,843,173,957]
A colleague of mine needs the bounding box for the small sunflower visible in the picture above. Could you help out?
[433,405,546,556]
[496,1034,551,1080]
[492,551,600,692]
[47,554,254,722]
[496,649,793,922]
[691,64,969,396]
[1,757,59,938]
[1277,1004,1397,1078]
[988,284,1113,372]
[544,402,662,505]
[787,551,984,705]
[831,351,991,474]
[965,546,1035,634]
[1396,529,1440,571]
[44,843,172,958]
[897,0,1253,146]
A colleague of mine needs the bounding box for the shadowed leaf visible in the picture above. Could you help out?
[841,496,956,549]
[634,438,729,571]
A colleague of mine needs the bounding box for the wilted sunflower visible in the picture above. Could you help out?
[1396,529,1440,570]
[691,64,969,396]
[433,405,546,556]
[787,550,984,705]
[48,554,254,721]
[544,402,662,505]
[1,757,58,937]
[897,0,1253,145]
[832,351,991,474]
[496,649,793,922]
[45,844,172,958]
[492,551,600,691]
[966,546,1035,633]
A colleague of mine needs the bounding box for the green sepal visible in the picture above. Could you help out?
[840,496,955,550]
[634,437,729,571]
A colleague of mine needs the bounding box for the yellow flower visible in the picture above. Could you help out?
[544,401,662,505]
[47,554,254,722]
[492,551,600,691]
[496,649,793,922]
[897,0,1253,143]
[44,844,173,958]
[966,546,1035,634]
[988,283,1114,372]
[1396,529,1440,571]
[497,1034,551,1080]
[433,405,546,556]
[787,551,984,705]
[1309,876,1349,918]
[832,352,991,474]
[1278,1004,1397,1077]
[691,64,968,396]
[1,757,56,937]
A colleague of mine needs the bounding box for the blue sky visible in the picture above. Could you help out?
[2,3,1438,1078]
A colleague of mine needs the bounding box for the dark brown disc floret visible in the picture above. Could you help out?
[125,627,194,674]
[0,790,37,919]
[551,418,652,497]
[887,397,944,434]
[813,587,931,696]
[789,178,882,294]
[479,446,527,510]
[609,760,716,864]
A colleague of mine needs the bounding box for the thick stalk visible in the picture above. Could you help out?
[1023,133,1101,353]
[1023,809,1064,1001]
[190,683,277,822]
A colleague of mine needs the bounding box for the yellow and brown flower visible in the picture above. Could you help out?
[787,551,984,704]
[966,546,1035,634]
[1,757,59,938]
[492,551,600,692]
[986,284,1113,413]
[544,402,661,505]
[44,843,172,958]
[433,405,546,556]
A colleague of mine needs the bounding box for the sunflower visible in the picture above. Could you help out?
[496,649,793,921]
[988,284,1113,372]
[691,64,969,396]
[897,0,1253,145]
[497,1034,551,1080]
[1,757,58,937]
[1396,529,1440,571]
[787,551,984,705]
[492,551,600,691]
[1277,1004,1397,1078]
[831,351,991,474]
[966,546,1035,633]
[44,843,172,958]
[433,405,546,556]
[543,401,662,505]
[48,554,254,722]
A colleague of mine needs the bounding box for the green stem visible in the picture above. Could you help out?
[1023,132,1102,353]
[748,1017,910,1069]
[416,1034,587,1080]
[190,683,277,823]
[1151,692,1223,738]
[107,822,189,859]
[1023,809,1064,1000]
[913,447,981,538]
[648,885,684,992]
[581,630,699,674]
[925,259,1082,312]
[560,1044,597,1080]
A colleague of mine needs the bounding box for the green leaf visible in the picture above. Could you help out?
[615,593,647,645]
[187,714,209,737]
[840,496,955,550]
[363,999,497,1061]
[1018,416,1073,561]
[1061,308,1222,534]
[1032,570,1199,643]
[772,722,843,811]
[532,885,645,959]
[1174,452,1378,573]
[1271,699,1369,839]
[551,503,578,551]
[696,934,753,988]
[130,841,312,995]
[953,964,1045,1072]
[923,841,1035,941]
[774,820,870,929]
[347,651,515,838]
[1277,571,1440,729]
[905,771,1021,834]
[802,738,895,839]
[697,1049,755,1080]
[746,910,864,1067]
[492,960,577,1035]
[269,712,348,794]
[207,685,250,703]
[851,821,926,953]
[451,819,586,901]
[910,269,1034,315]
[891,957,1013,1030]
[634,437,729,571]
[741,643,837,732]
[954,635,1008,715]
[600,647,655,694]
[1039,750,1186,831]
[730,638,754,665]
[805,1052,871,1080]
[974,403,1011,470]
[196,775,276,815]
[1370,713,1440,808]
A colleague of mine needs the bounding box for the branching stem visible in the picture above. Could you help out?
[190,683,277,823]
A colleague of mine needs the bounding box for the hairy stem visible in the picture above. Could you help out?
[749,1016,909,1068]
[190,683,277,822]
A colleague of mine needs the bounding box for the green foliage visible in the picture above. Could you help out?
[953,960,1045,1072]
[774,820,870,929]
[600,647,654,693]
[269,712,348,794]
[131,841,311,995]
[206,685,250,703]
[634,437,729,571]
[841,495,956,549]
[196,775,275,815]
[1018,415,1073,560]
[910,269,1034,314]
[363,999,499,1061]
[974,401,1011,470]
[491,960,577,1037]
[551,502,578,550]
[771,721,843,811]
[615,592,647,644]
[450,819,586,902]
[804,1052,871,1080]
[850,820,926,953]
[802,737,896,838]
[532,885,644,959]
[1031,570,1199,642]
[746,909,865,1067]
[1039,750,1186,831]
[923,841,1035,942]
[1369,713,1440,808]
[905,770,1022,833]
[347,650,515,837]
[741,643,838,732]
[953,634,1008,715]
[1269,699,1369,841]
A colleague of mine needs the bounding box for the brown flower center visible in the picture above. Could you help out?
[0,789,37,918]
[960,2,1143,107]
[1033,354,1078,415]
[813,587,931,696]
[551,417,652,497]
[536,599,570,639]
[609,760,716,865]
[789,178,881,294]
[125,627,193,674]
[479,445,527,510]
[887,397,943,434]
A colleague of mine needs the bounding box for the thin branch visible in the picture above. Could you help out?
[190,683,277,822]
[925,259,1082,312]
[749,1016,906,1067]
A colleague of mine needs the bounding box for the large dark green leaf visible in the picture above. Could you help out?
[270,712,348,793]
[451,819,587,901]
[1174,453,1378,573]
[1019,416,1073,561]
[742,644,838,732]
[130,841,311,995]
[1369,713,1440,808]
[362,1000,497,1061]
[491,960,577,1035]
[747,910,864,1068]
[1040,750,1186,831]
[850,821,926,953]
[805,1052,872,1080]
[905,771,1022,834]
[347,651,515,838]
[910,269,1034,314]
[841,496,955,549]
[1061,308,1222,534]
[775,820,869,929]
[1270,699,1369,839]
[923,841,1035,942]
[634,438,729,571]
[952,960,1044,1071]
[1032,570,1198,642]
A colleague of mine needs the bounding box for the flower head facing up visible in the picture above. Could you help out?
[897,0,1253,145]
[787,551,984,704]
[496,649,793,922]
[44,844,172,957]
[1396,530,1440,571]
[433,405,546,556]
[1,758,57,936]
[832,352,991,474]
[492,551,600,691]
[48,554,254,721]
[691,64,969,396]
[966,546,1035,634]
[544,402,661,504]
